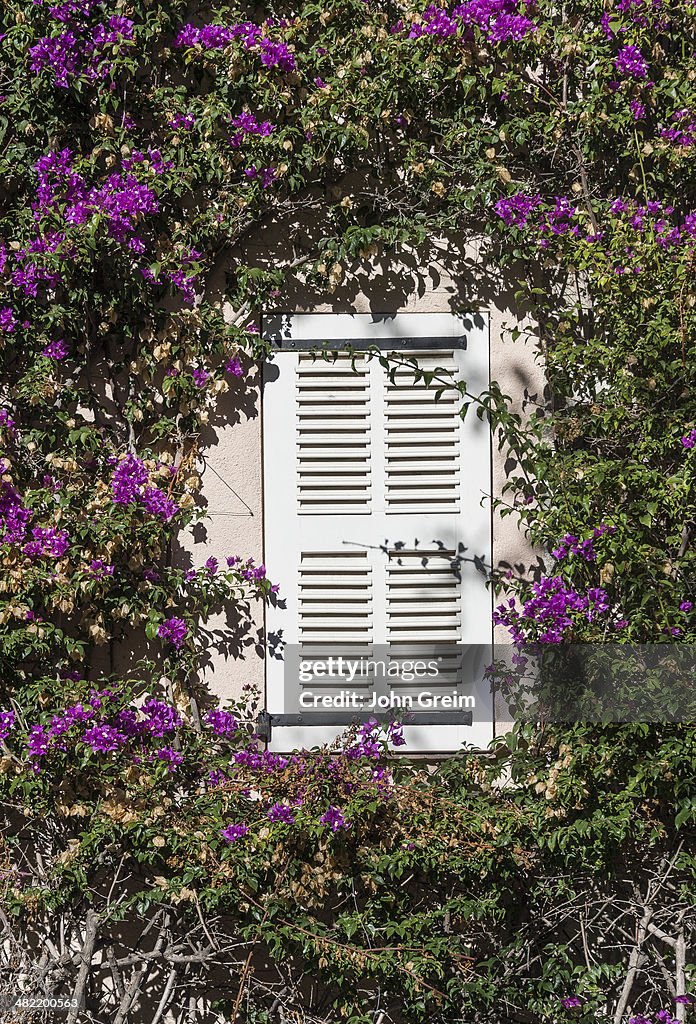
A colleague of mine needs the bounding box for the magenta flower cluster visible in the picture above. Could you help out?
[0,147,166,323]
[0,410,16,434]
[661,109,696,148]
[30,8,135,89]
[33,147,159,252]
[22,526,70,559]
[10,692,397,844]
[494,192,541,228]
[26,689,114,765]
[0,709,15,743]
[229,112,275,148]
[267,801,298,824]
[0,480,72,562]
[320,805,349,831]
[42,338,69,360]
[110,453,178,521]
[204,708,238,736]
[157,616,188,650]
[628,1009,691,1024]
[169,112,196,131]
[496,193,696,272]
[0,306,17,332]
[221,822,249,843]
[82,723,126,753]
[344,718,405,761]
[138,698,183,737]
[406,0,535,43]
[614,44,648,79]
[20,691,188,770]
[88,558,114,578]
[226,355,244,377]
[174,21,296,72]
[552,523,615,562]
[240,560,268,583]
[494,576,611,644]
[244,165,277,189]
[0,484,31,546]
[455,0,536,41]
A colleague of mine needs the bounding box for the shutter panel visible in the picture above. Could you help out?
[385,352,461,514]
[387,550,461,643]
[297,353,371,514]
[299,550,373,644]
[263,313,492,752]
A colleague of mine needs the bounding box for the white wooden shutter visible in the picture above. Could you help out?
[262,313,492,751]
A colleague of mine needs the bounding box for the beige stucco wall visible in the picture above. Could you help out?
[179,236,544,737]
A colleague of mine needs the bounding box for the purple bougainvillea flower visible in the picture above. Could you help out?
[0,483,31,546]
[221,822,249,843]
[82,723,126,753]
[661,109,696,148]
[226,355,244,377]
[141,486,178,521]
[111,454,148,504]
[157,616,188,650]
[88,558,114,578]
[204,708,238,736]
[267,801,296,824]
[169,112,196,130]
[244,165,276,188]
[615,44,648,79]
[258,38,295,70]
[27,724,50,765]
[630,99,646,120]
[495,192,541,228]
[0,709,16,742]
[319,805,349,831]
[140,698,182,737]
[22,526,70,558]
[0,307,17,333]
[229,112,274,147]
[42,338,69,360]
[494,573,610,645]
[154,746,183,770]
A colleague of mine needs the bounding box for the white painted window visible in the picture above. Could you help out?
[262,313,493,752]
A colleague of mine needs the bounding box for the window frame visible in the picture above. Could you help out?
[260,311,495,753]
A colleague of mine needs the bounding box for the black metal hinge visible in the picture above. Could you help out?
[254,710,473,744]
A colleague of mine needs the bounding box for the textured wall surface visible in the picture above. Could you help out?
[180,237,544,738]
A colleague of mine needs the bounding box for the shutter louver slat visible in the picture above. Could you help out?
[296,353,370,515]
